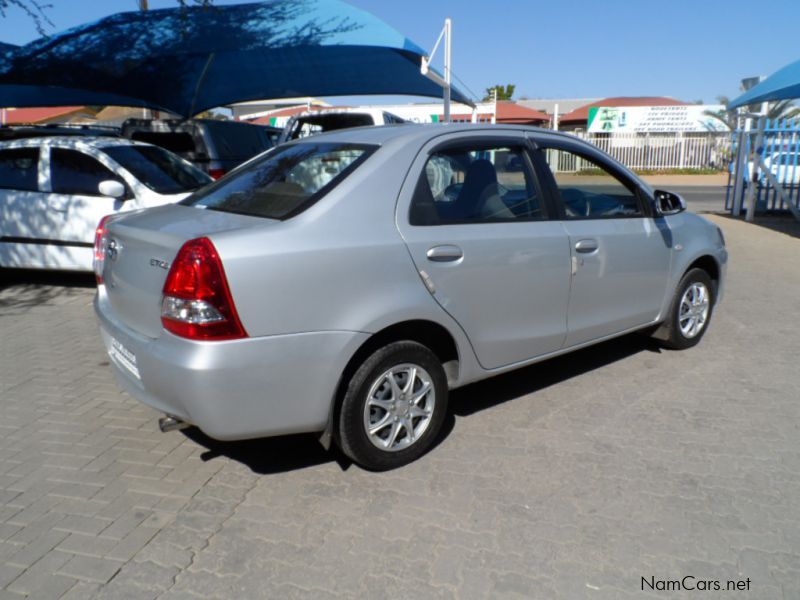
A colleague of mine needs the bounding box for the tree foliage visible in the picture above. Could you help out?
[483,84,515,102]
[1,0,215,37]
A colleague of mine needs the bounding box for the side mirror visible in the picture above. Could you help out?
[653,189,687,216]
[98,180,126,199]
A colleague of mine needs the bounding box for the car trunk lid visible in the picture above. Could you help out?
[102,204,267,339]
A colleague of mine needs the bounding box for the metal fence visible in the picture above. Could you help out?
[725,117,800,216]
[564,131,731,172]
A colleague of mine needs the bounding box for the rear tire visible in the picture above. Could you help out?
[658,268,715,350]
[337,341,448,471]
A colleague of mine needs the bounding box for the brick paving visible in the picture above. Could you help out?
[0,213,798,599]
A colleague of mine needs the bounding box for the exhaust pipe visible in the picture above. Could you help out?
[158,415,189,433]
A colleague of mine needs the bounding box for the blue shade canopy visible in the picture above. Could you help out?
[0,0,471,116]
[729,59,800,109]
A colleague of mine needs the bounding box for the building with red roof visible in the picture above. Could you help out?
[0,106,95,125]
[558,96,688,130]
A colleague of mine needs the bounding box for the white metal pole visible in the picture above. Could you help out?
[443,18,451,123]
[553,103,559,131]
[744,116,765,222]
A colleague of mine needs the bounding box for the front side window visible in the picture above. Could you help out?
[538,147,642,219]
[184,142,375,219]
[103,145,211,195]
[0,148,39,191]
[410,143,544,225]
[51,148,119,196]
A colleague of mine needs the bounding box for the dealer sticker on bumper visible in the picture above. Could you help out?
[109,337,141,380]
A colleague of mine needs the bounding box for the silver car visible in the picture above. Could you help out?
[94,124,727,470]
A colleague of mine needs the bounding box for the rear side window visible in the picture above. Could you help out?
[410,144,545,225]
[184,142,375,219]
[0,148,39,191]
[51,148,119,196]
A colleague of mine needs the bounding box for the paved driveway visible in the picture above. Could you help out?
[0,212,798,599]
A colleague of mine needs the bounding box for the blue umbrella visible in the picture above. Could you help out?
[729,59,800,109]
[0,0,471,116]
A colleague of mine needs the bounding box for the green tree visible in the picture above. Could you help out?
[483,84,515,102]
[703,95,740,131]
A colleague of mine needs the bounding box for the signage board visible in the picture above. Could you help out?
[587,105,728,133]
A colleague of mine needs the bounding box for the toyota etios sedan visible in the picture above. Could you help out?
[94,124,727,470]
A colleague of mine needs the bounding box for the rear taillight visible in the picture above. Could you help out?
[93,215,113,285]
[208,168,226,180]
[160,237,247,341]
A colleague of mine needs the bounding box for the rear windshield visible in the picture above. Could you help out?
[103,145,212,194]
[182,142,376,219]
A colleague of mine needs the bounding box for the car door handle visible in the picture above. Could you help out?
[426,245,463,262]
[574,239,599,253]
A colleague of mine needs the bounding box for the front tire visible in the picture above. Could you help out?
[337,341,448,471]
[658,268,715,350]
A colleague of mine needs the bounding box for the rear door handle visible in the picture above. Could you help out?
[426,245,463,262]
[574,239,599,253]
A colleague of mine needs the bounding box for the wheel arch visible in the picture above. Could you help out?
[319,319,461,449]
[685,254,721,296]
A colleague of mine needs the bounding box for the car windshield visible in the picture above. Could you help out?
[103,145,212,194]
[182,142,376,219]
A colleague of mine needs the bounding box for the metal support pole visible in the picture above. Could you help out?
[421,18,463,123]
[731,127,747,215]
[443,18,451,123]
[744,116,765,222]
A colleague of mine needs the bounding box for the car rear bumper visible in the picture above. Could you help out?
[94,289,368,440]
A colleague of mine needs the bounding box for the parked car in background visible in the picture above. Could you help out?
[279,108,405,142]
[0,123,121,141]
[121,118,280,179]
[94,124,727,471]
[747,150,800,185]
[0,136,212,272]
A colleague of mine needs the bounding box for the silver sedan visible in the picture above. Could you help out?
[94,124,727,470]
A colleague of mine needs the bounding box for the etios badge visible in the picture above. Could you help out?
[149,258,169,270]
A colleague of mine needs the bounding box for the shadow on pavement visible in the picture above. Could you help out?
[187,332,660,474]
[716,212,800,240]
[0,268,96,312]
[185,428,351,474]
[451,333,661,416]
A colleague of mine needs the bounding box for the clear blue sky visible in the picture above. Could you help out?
[1,0,799,105]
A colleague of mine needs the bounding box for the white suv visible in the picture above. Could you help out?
[0,136,212,272]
